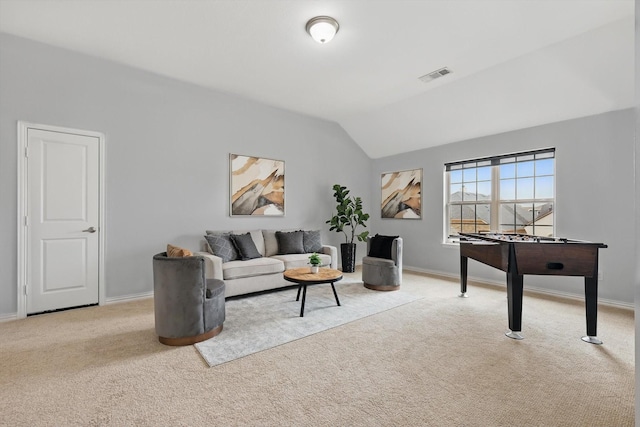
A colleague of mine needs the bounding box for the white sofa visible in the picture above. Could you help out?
[195,229,338,298]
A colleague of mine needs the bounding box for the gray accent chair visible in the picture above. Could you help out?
[152,252,225,346]
[362,237,403,291]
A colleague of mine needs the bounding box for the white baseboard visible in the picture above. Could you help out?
[403,265,634,310]
[0,312,18,323]
[0,291,154,322]
[105,291,153,304]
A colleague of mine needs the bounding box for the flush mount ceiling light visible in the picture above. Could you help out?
[305,16,339,44]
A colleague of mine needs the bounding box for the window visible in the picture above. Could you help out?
[445,148,555,240]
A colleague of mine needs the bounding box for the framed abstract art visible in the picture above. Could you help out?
[229,154,285,216]
[381,168,422,219]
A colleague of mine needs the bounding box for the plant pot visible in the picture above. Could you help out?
[310,266,319,274]
[340,243,357,273]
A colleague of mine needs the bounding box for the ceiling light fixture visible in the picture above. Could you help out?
[305,16,339,44]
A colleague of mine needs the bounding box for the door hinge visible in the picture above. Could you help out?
[24,146,29,158]
[24,216,29,227]
[24,285,28,296]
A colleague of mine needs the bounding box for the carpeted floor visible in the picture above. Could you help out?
[0,270,634,426]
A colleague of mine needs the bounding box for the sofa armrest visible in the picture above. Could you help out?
[194,251,224,280]
[320,245,338,269]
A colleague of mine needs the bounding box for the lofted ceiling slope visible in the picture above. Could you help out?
[0,0,634,158]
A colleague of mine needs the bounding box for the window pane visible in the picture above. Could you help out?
[516,177,534,200]
[463,167,476,182]
[477,166,491,181]
[500,203,533,234]
[500,178,515,200]
[475,204,491,232]
[535,176,554,199]
[448,204,462,236]
[534,226,554,237]
[450,169,463,184]
[454,204,491,234]
[517,160,534,177]
[534,202,553,219]
[477,181,491,199]
[450,183,462,200]
[517,203,534,227]
[462,183,476,200]
[500,163,515,179]
[460,205,476,234]
[499,204,516,232]
[531,203,553,237]
[535,158,554,175]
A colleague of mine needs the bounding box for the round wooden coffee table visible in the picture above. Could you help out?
[283,267,343,317]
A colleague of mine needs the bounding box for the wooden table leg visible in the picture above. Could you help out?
[459,255,468,297]
[581,276,602,344]
[505,267,524,340]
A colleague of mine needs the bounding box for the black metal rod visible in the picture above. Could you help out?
[299,285,307,317]
[331,282,341,306]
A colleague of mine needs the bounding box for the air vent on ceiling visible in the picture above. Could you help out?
[418,67,453,83]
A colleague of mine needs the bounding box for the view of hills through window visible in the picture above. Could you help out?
[446,149,555,238]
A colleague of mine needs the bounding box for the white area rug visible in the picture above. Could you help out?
[195,279,422,367]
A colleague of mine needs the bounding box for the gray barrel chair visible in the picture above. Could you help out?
[152,252,225,346]
[362,236,403,291]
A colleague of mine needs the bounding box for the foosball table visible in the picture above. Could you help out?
[458,232,607,344]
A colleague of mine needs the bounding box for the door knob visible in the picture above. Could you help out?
[83,227,96,233]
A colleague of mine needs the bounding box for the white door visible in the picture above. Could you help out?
[26,128,100,314]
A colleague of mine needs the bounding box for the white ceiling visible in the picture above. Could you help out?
[0,0,635,158]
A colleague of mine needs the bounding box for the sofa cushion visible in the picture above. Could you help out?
[271,253,332,270]
[166,244,192,258]
[208,229,265,256]
[368,234,399,260]
[303,230,322,253]
[276,230,305,254]
[235,230,266,256]
[204,234,238,263]
[230,233,263,260]
[222,257,284,280]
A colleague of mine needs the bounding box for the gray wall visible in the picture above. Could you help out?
[0,33,372,316]
[370,109,636,305]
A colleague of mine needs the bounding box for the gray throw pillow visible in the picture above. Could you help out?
[276,230,305,254]
[204,234,238,263]
[303,230,322,253]
[230,233,262,260]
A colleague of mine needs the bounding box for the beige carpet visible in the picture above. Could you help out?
[0,270,634,426]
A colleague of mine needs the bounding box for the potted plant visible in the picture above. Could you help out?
[326,184,370,273]
[308,253,322,273]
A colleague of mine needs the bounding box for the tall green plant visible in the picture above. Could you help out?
[326,184,370,244]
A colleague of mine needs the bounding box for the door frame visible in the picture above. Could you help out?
[17,121,106,319]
